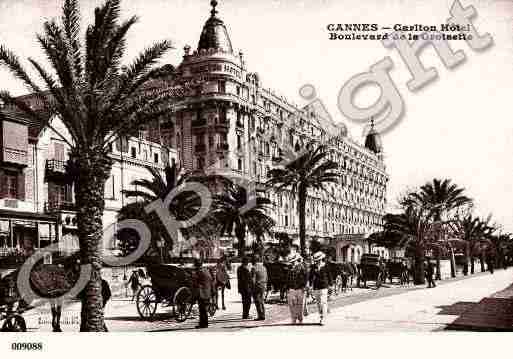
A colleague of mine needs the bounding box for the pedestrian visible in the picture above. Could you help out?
[192,258,213,329]
[128,270,140,301]
[50,301,63,332]
[486,252,495,274]
[251,255,267,321]
[309,251,332,325]
[237,256,253,319]
[425,259,436,288]
[215,257,231,310]
[286,252,308,324]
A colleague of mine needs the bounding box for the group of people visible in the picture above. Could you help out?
[237,250,333,326]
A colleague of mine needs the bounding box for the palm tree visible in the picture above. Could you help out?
[119,164,205,262]
[267,143,339,257]
[383,206,433,284]
[0,0,177,331]
[212,180,274,256]
[452,214,492,275]
[409,178,472,278]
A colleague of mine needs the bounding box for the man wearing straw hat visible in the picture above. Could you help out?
[286,252,308,324]
[309,251,333,325]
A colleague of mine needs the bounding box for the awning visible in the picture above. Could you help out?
[0,209,57,222]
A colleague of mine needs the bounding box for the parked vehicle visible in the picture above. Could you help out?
[136,263,217,322]
[357,254,386,288]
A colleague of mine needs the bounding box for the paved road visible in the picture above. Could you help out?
[20,267,513,332]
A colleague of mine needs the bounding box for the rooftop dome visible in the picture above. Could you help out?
[198,0,233,54]
[364,119,383,154]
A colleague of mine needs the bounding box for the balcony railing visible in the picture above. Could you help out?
[45,159,67,174]
[195,144,207,153]
[217,143,229,151]
[215,120,229,131]
[44,200,76,213]
[191,118,207,127]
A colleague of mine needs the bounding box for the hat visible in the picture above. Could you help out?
[312,251,326,262]
[287,252,301,264]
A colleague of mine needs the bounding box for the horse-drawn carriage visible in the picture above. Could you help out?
[385,258,410,285]
[356,254,387,288]
[0,270,27,332]
[264,261,290,303]
[136,263,217,322]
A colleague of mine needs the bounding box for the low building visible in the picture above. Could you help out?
[0,102,176,260]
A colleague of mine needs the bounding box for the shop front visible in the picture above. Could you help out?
[0,209,58,260]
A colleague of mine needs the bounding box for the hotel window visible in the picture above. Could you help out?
[154,153,159,164]
[130,147,136,159]
[237,135,242,150]
[236,86,241,96]
[2,171,19,199]
[237,158,243,171]
[219,80,226,93]
[209,135,214,148]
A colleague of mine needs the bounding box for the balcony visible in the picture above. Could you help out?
[44,200,76,213]
[191,118,207,128]
[217,143,229,152]
[45,159,69,181]
[46,159,66,173]
[215,120,229,132]
[195,144,207,153]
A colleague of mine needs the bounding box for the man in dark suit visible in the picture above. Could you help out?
[425,259,436,288]
[251,255,268,321]
[192,258,213,329]
[237,256,252,319]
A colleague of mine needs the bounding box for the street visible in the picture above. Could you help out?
[21,267,513,332]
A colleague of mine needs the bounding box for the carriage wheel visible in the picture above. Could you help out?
[136,285,158,320]
[1,315,26,332]
[174,287,193,323]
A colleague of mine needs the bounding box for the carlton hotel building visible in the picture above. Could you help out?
[154,1,390,262]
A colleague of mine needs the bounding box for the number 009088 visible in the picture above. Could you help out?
[11,342,43,351]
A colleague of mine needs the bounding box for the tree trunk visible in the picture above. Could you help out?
[470,255,475,274]
[413,245,425,285]
[235,225,246,257]
[479,253,485,272]
[463,243,469,276]
[449,247,456,278]
[297,185,307,258]
[74,151,111,332]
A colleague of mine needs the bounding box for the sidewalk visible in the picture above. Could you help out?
[447,271,513,331]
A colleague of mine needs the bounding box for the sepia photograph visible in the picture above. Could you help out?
[0,0,512,357]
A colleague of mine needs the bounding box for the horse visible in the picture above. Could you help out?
[211,259,230,310]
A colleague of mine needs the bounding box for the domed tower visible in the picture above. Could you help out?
[364,119,383,159]
[198,0,233,53]
[172,0,248,174]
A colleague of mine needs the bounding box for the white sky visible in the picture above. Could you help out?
[0,0,512,232]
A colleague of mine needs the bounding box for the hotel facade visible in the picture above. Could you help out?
[155,1,390,262]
